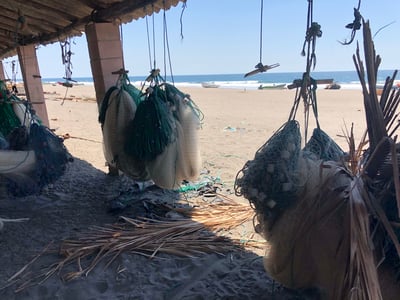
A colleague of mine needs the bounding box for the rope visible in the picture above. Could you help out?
[145,16,153,71]
[152,6,156,70]
[60,39,73,80]
[258,0,264,65]
[119,24,126,71]
[163,1,174,84]
[179,1,187,39]
[289,0,322,142]
[340,0,362,45]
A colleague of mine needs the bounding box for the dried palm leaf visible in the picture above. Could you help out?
[5,198,262,292]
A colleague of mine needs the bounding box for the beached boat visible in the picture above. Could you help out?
[201,82,220,88]
[325,83,341,90]
[258,83,286,90]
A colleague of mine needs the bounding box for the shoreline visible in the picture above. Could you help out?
[42,84,367,186]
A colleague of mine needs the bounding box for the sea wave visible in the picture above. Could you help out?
[39,70,400,91]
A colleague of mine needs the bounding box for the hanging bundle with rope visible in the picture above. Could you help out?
[99,69,149,180]
[59,38,75,88]
[138,73,202,189]
[244,0,279,78]
[99,9,202,189]
[125,70,176,162]
[236,0,344,229]
[235,0,400,298]
[100,70,203,189]
[0,79,72,196]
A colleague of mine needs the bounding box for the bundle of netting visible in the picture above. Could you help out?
[164,83,204,124]
[235,120,302,229]
[119,73,144,107]
[145,83,203,189]
[29,123,72,187]
[303,127,345,161]
[99,85,149,180]
[0,85,72,196]
[99,71,203,189]
[124,85,176,162]
[0,82,21,138]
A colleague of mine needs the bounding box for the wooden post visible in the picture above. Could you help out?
[85,22,124,106]
[17,44,49,127]
[85,22,124,175]
[0,61,5,81]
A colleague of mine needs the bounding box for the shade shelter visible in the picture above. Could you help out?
[0,0,186,125]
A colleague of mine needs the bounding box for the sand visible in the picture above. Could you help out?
[0,83,366,299]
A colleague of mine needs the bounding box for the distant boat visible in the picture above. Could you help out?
[258,83,286,90]
[325,83,341,90]
[201,82,220,88]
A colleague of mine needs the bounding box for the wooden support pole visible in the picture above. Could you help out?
[0,61,5,81]
[85,22,124,175]
[85,22,124,106]
[17,44,49,127]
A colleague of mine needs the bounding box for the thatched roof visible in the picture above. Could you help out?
[0,0,185,59]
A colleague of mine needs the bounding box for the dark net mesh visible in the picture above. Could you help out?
[29,123,73,186]
[303,127,345,161]
[3,123,72,196]
[235,120,302,228]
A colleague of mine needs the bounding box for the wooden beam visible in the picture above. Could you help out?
[85,22,124,175]
[17,44,49,127]
[0,61,5,81]
[85,22,124,105]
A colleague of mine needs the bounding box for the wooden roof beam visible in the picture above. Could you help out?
[29,0,92,19]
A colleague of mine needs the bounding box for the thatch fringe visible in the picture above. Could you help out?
[345,178,382,300]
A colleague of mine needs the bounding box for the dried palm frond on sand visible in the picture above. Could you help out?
[5,198,263,291]
[235,20,400,299]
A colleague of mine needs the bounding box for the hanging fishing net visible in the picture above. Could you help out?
[0,80,72,196]
[99,82,150,181]
[303,127,345,161]
[29,123,72,186]
[120,74,144,107]
[99,70,203,189]
[124,84,176,162]
[98,86,118,128]
[0,82,21,138]
[4,123,72,196]
[235,120,302,229]
[164,83,203,123]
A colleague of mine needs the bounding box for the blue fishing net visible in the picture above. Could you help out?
[235,120,302,229]
[303,127,345,161]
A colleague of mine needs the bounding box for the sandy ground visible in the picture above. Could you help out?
[0,83,366,299]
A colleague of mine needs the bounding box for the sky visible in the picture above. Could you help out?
[2,0,400,78]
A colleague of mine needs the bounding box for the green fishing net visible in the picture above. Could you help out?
[98,86,118,127]
[164,83,203,123]
[124,85,176,161]
[120,73,144,106]
[0,102,21,137]
[0,79,72,196]
[0,81,21,137]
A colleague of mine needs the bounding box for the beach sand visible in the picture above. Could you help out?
[0,84,366,299]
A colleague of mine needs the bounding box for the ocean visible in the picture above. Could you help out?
[41,70,399,90]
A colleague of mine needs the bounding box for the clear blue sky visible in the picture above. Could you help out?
[3,0,400,78]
